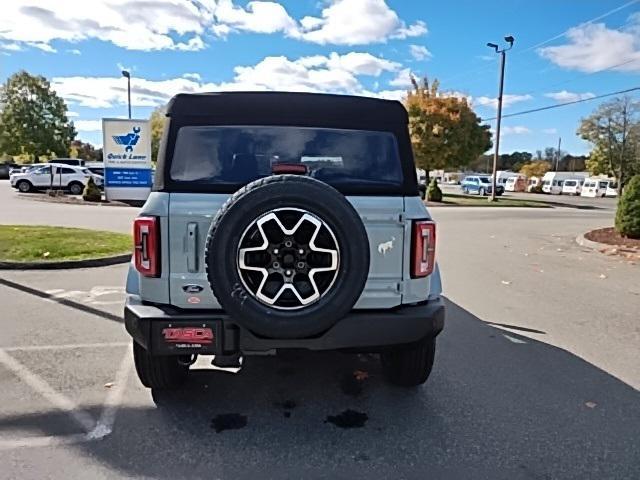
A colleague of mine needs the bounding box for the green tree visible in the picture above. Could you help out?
[615,174,640,238]
[150,106,167,163]
[405,77,492,174]
[578,96,640,194]
[0,71,76,158]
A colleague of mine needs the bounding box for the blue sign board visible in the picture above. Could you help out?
[105,168,152,187]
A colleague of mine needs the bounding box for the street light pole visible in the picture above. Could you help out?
[121,70,131,119]
[486,36,514,202]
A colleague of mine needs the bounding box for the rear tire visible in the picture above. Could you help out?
[17,180,32,193]
[381,337,436,387]
[133,341,188,389]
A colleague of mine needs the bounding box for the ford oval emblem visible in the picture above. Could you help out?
[182,284,204,294]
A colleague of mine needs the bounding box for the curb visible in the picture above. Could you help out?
[575,233,605,250]
[0,253,131,270]
[17,193,131,208]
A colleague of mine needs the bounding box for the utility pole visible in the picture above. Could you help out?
[486,35,515,201]
[556,137,562,172]
[121,70,131,119]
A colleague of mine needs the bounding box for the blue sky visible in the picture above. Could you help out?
[1,0,640,155]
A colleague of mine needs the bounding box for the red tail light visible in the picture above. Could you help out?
[134,216,160,277]
[411,220,436,278]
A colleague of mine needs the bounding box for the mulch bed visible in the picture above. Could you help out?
[585,227,640,250]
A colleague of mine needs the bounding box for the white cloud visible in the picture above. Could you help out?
[326,52,400,76]
[67,48,81,55]
[388,68,413,87]
[0,0,427,51]
[544,90,595,103]
[292,0,427,45]
[475,94,533,110]
[67,111,79,117]
[502,126,531,135]
[28,42,56,53]
[73,120,102,131]
[212,0,297,35]
[51,52,406,108]
[538,16,640,73]
[182,72,202,81]
[409,44,431,61]
[0,42,23,51]
[391,20,428,39]
[0,0,207,52]
[542,128,558,134]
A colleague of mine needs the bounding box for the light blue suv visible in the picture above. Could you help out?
[461,175,504,196]
[125,92,445,391]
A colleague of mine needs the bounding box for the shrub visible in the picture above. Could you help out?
[427,178,443,202]
[615,175,640,239]
[530,183,543,194]
[82,177,102,202]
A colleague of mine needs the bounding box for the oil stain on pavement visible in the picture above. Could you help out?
[326,409,368,428]
[211,413,248,433]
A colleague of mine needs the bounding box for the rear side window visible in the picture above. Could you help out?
[169,126,402,189]
[60,168,76,174]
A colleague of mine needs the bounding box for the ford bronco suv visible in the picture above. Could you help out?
[125,92,445,390]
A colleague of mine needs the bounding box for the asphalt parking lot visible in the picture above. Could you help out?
[1,187,639,478]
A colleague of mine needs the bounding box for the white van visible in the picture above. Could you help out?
[504,174,527,192]
[581,178,618,198]
[561,178,585,195]
[494,171,519,189]
[542,172,588,195]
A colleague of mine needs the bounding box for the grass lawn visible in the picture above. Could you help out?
[0,225,132,262]
[431,193,551,208]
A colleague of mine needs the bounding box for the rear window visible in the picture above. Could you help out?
[169,126,402,189]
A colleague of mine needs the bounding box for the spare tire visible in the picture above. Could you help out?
[205,175,370,339]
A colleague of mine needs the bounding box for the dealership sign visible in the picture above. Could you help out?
[102,118,152,202]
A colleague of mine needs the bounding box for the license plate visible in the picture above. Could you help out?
[152,321,220,355]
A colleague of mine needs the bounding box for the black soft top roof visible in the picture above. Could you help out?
[166,91,408,128]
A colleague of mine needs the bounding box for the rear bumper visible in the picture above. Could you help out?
[125,295,445,355]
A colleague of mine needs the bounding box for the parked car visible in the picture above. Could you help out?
[48,158,86,167]
[125,92,445,391]
[10,163,99,194]
[461,175,504,196]
[581,178,618,198]
[0,163,21,179]
[561,178,585,195]
[527,176,541,192]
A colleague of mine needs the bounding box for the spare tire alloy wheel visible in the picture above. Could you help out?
[205,175,370,339]
[238,208,339,310]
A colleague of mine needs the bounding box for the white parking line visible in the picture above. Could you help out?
[88,350,132,440]
[3,342,128,352]
[0,349,95,432]
[0,433,89,451]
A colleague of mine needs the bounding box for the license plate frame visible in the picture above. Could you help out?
[151,320,221,355]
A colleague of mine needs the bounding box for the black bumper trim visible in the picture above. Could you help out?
[125,295,445,354]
